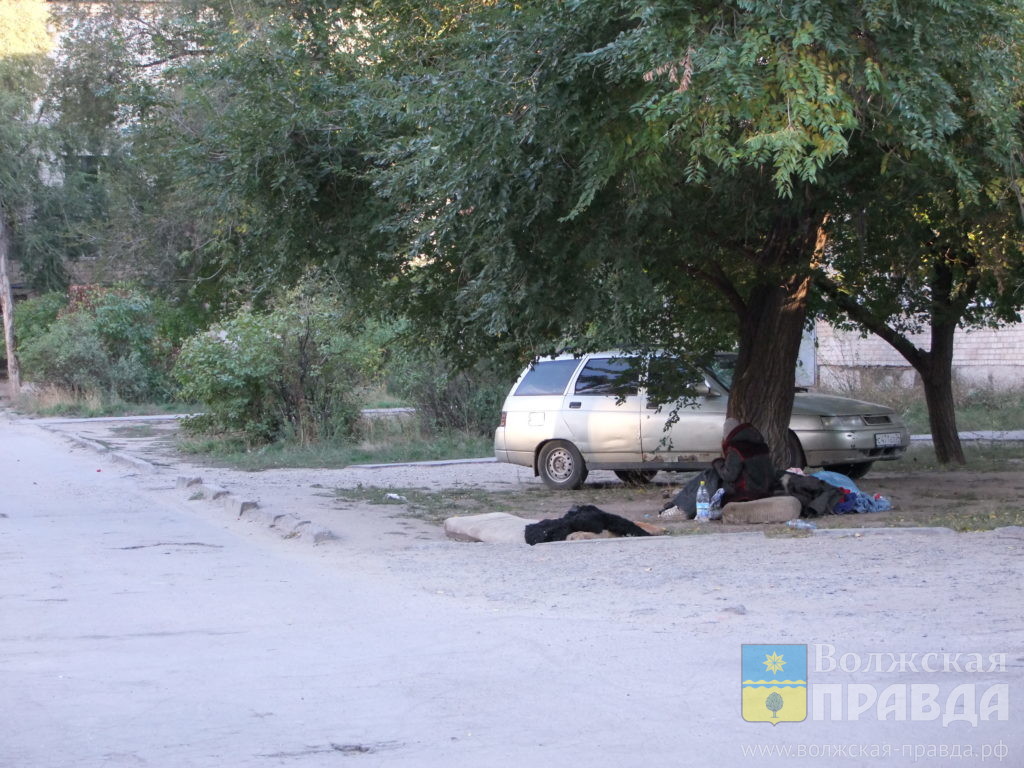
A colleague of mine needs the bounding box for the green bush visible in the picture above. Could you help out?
[18,311,111,395]
[384,346,509,437]
[173,287,384,445]
[17,286,174,401]
[13,291,67,350]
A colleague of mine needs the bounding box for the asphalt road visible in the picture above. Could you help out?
[2,417,702,768]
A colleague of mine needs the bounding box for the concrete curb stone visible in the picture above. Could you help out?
[36,422,334,545]
[812,526,955,537]
[165,467,339,545]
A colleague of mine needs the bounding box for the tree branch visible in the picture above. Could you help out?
[687,261,747,317]
[814,271,928,372]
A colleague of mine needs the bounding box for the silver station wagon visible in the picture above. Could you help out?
[493,352,910,489]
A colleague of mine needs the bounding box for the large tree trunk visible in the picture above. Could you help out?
[0,209,21,396]
[729,212,825,468]
[731,274,810,468]
[814,256,968,466]
[920,304,965,465]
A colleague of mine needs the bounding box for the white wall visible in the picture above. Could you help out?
[814,320,1024,392]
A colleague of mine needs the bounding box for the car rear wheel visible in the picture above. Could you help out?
[614,470,659,486]
[538,440,587,490]
[822,462,874,480]
[785,430,806,470]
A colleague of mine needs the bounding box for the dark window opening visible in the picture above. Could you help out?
[513,359,580,396]
[574,357,639,396]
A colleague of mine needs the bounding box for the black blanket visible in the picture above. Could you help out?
[524,504,651,545]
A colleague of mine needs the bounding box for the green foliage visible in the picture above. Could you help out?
[384,345,509,437]
[18,286,175,401]
[0,3,62,295]
[20,0,1024,469]
[174,284,384,445]
[12,291,66,349]
[18,312,112,395]
[362,0,1024,463]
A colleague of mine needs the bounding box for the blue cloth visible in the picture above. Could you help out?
[833,495,858,514]
[811,470,861,494]
[812,471,892,514]
[853,492,892,513]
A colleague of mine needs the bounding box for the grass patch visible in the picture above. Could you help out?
[330,480,680,524]
[360,387,411,409]
[329,480,675,523]
[13,385,196,419]
[819,383,1024,434]
[332,485,523,523]
[177,431,494,471]
[807,503,1024,533]
[880,441,1024,473]
[329,467,1024,534]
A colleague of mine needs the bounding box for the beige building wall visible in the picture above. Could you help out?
[815,320,1024,392]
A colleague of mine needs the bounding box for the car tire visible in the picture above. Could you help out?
[538,440,587,490]
[614,470,659,486]
[822,462,874,480]
[785,430,806,470]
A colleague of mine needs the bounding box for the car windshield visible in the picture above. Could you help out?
[708,355,735,391]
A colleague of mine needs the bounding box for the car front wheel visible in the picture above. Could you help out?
[538,440,587,490]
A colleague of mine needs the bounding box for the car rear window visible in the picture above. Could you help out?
[513,359,581,396]
[574,357,639,396]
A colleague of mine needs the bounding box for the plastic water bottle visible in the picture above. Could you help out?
[695,481,710,522]
[786,519,817,531]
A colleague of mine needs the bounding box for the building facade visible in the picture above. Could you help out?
[814,320,1024,393]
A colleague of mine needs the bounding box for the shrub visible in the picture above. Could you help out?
[13,291,67,350]
[173,287,383,445]
[17,285,175,402]
[18,311,111,395]
[384,345,509,437]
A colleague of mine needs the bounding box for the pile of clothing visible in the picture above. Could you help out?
[807,470,893,515]
[662,419,893,519]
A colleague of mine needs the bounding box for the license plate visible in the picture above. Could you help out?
[875,432,902,447]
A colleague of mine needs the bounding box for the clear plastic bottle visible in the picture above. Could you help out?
[786,519,817,530]
[695,480,710,522]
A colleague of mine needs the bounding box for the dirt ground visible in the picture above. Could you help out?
[30,413,1024,539]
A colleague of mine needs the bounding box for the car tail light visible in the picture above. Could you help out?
[499,411,507,427]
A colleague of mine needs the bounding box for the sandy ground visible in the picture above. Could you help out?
[10,409,1024,765]
[30,411,1024,540]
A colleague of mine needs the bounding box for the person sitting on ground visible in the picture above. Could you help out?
[713,418,779,505]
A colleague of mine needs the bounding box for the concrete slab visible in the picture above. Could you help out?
[443,512,530,544]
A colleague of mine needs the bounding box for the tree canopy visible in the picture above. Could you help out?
[360,0,1024,460]
[10,0,1024,462]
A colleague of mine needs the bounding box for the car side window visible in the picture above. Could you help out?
[513,359,581,396]
[645,356,707,404]
[574,357,639,396]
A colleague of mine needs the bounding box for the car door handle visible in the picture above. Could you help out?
[569,401,582,409]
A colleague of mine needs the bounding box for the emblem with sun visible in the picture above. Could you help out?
[742,645,808,724]
[762,651,786,674]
